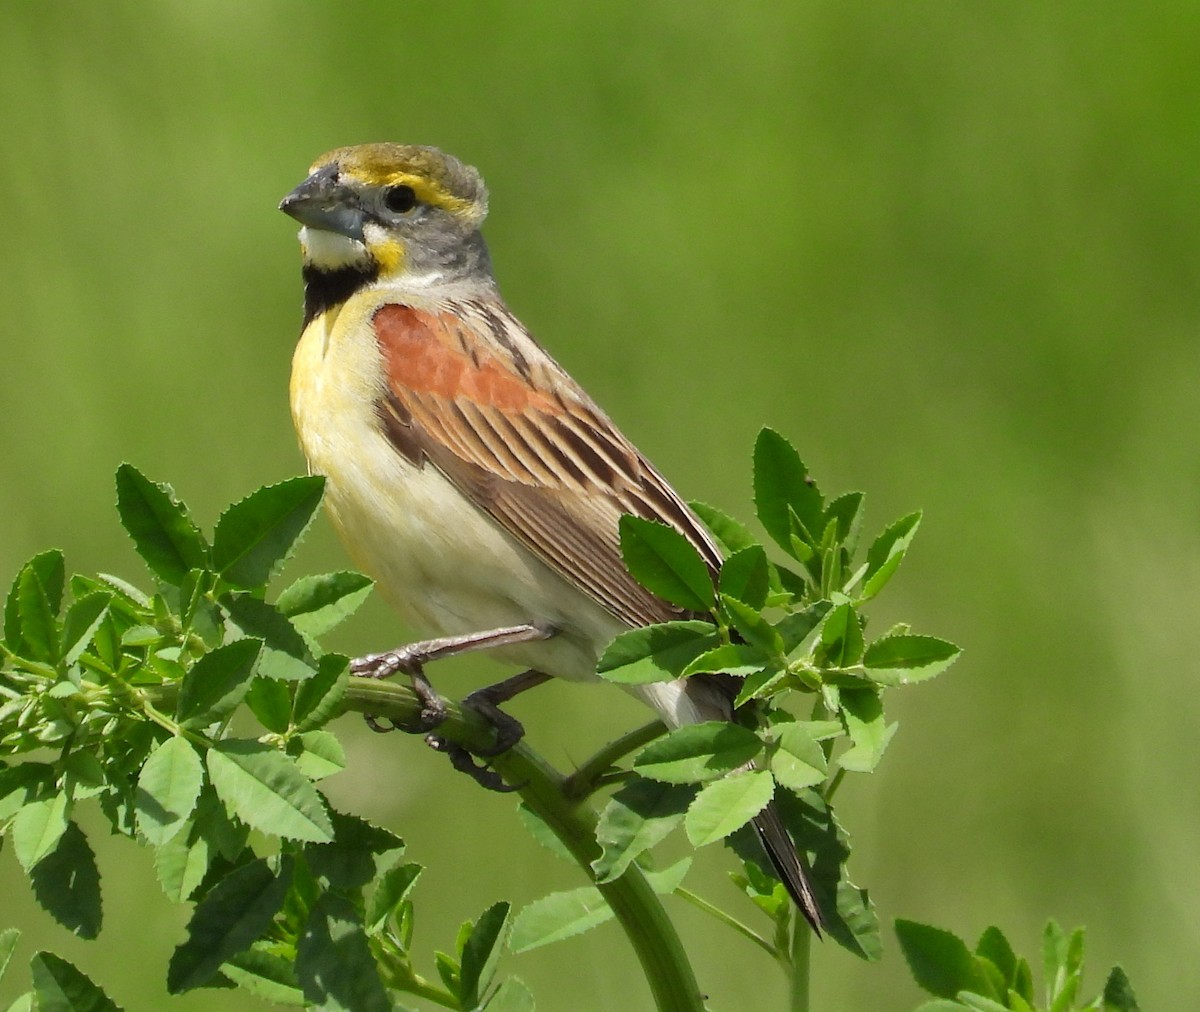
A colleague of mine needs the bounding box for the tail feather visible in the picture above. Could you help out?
[752,799,824,934]
[627,677,826,933]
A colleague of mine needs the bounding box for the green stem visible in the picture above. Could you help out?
[789,917,812,1012]
[397,973,458,1009]
[341,678,705,1012]
[674,887,779,963]
[561,719,665,800]
[825,766,847,801]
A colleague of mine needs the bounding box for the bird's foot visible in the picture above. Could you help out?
[361,662,447,735]
[425,734,518,793]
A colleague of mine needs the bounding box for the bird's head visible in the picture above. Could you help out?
[280,143,491,290]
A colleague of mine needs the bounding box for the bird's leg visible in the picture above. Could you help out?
[460,669,553,756]
[351,624,553,680]
[426,669,552,792]
[352,624,554,791]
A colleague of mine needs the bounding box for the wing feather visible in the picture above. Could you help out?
[371,300,722,628]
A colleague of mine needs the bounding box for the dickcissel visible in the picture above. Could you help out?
[280,143,823,933]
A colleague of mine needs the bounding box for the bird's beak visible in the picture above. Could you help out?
[279,163,366,242]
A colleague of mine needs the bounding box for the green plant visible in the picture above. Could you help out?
[896,918,1138,1012]
[0,428,1021,1011]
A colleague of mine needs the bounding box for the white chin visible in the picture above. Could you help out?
[300,227,370,270]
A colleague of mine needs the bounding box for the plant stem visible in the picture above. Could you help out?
[674,887,779,962]
[561,719,665,799]
[789,917,812,1012]
[397,973,458,1009]
[341,678,705,1012]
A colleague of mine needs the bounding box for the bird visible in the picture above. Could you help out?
[280,143,823,933]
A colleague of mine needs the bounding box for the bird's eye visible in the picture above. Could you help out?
[384,184,418,214]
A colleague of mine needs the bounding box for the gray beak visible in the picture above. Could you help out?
[279,163,366,241]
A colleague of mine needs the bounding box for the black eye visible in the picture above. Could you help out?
[383,184,418,214]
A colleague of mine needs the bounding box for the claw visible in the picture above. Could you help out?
[425,735,520,793]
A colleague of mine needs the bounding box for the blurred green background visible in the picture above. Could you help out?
[2,3,1196,1009]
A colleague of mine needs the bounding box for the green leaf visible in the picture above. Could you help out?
[289,731,346,781]
[275,571,373,639]
[223,594,314,682]
[176,638,262,728]
[817,601,864,667]
[975,925,1017,988]
[245,677,292,733]
[720,594,784,654]
[222,946,305,1007]
[681,642,772,678]
[61,593,111,667]
[115,464,208,584]
[365,862,422,934]
[688,501,759,555]
[154,821,211,903]
[296,892,391,1012]
[29,820,102,939]
[974,956,1010,1005]
[957,994,1010,1012]
[838,689,896,773]
[304,810,403,891]
[136,736,204,845]
[15,567,60,663]
[5,993,33,1012]
[830,877,883,962]
[596,621,719,683]
[776,600,832,653]
[633,722,762,784]
[1042,919,1067,1001]
[0,764,55,822]
[212,476,324,590]
[733,667,791,707]
[896,919,993,999]
[30,951,122,1012]
[1013,957,1035,1004]
[753,428,823,552]
[434,948,459,998]
[684,768,774,846]
[1100,965,1139,1012]
[619,516,715,611]
[167,856,293,993]
[863,634,961,686]
[481,977,536,1012]
[460,902,510,1009]
[718,545,771,609]
[643,856,692,895]
[9,551,66,642]
[824,491,866,554]
[206,740,333,843]
[192,785,250,861]
[516,804,574,862]
[592,779,694,884]
[509,887,612,953]
[0,929,18,986]
[860,511,921,600]
[7,550,66,661]
[293,654,350,732]
[767,722,827,792]
[12,791,70,870]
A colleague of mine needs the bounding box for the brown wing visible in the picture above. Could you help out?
[370,300,722,629]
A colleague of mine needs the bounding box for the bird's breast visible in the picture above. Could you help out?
[287,299,620,679]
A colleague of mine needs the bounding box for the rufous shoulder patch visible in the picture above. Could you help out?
[373,304,556,413]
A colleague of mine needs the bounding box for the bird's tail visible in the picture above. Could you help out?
[752,798,824,934]
[628,675,825,934]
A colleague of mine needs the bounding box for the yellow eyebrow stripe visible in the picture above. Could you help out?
[369,170,475,216]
